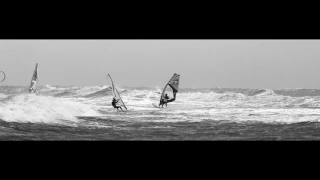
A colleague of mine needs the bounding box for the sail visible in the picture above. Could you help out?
[159,73,180,104]
[29,63,39,95]
[0,71,5,82]
[107,74,127,110]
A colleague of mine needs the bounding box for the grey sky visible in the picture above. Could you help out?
[0,40,320,89]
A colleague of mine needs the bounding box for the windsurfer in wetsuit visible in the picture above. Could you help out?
[160,94,170,108]
[112,98,123,110]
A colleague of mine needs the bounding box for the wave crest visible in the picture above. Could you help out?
[0,94,101,124]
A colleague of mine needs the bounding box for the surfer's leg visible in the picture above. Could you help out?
[115,105,122,110]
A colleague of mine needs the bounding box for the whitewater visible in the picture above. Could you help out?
[1,85,320,140]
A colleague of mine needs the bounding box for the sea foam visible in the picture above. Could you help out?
[0,94,101,124]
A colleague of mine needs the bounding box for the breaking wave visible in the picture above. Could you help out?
[0,94,101,124]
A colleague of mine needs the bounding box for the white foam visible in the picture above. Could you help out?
[165,108,320,123]
[3,87,320,125]
[44,84,57,90]
[0,93,8,100]
[0,94,102,124]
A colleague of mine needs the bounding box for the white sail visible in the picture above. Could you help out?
[107,74,127,110]
[29,63,39,95]
[159,73,180,105]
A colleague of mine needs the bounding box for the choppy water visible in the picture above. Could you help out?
[1,85,320,140]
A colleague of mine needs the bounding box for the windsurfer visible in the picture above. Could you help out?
[159,94,170,108]
[112,98,123,110]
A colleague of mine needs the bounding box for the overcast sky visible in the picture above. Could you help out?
[0,40,320,89]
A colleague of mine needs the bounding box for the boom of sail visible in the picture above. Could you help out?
[29,63,39,95]
[107,74,127,110]
[159,73,180,105]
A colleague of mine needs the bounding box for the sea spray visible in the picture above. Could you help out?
[0,94,101,124]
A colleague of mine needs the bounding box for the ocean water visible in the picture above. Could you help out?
[1,85,320,140]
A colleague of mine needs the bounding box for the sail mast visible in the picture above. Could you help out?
[108,74,115,95]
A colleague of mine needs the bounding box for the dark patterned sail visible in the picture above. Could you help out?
[29,63,39,95]
[159,73,180,105]
[108,74,127,110]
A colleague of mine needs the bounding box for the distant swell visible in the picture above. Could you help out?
[54,91,72,97]
[246,89,267,96]
[209,88,320,97]
[274,89,320,97]
[84,87,112,98]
